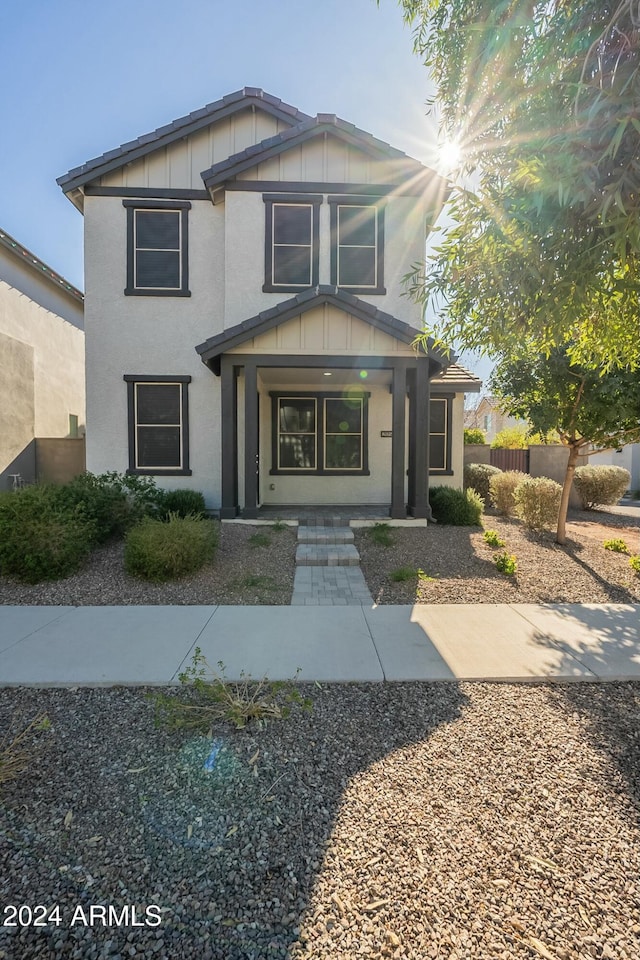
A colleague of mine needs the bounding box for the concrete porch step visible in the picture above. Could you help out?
[296,543,361,566]
[297,526,354,545]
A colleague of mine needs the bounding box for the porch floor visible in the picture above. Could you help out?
[256,504,391,522]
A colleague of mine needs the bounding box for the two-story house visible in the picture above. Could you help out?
[58,88,479,519]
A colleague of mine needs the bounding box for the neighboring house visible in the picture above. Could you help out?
[589,443,640,493]
[57,87,480,519]
[0,228,85,489]
[466,395,525,444]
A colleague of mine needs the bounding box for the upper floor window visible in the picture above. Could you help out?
[123,200,191,297]
[263,194,321,293]
[329,196,385,295]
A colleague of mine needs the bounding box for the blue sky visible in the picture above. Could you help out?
[0,0,490,386]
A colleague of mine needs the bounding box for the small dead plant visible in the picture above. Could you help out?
[0,713,50,787]
[152,647,312,731]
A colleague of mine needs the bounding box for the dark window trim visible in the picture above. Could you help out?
[227,180,424,197]
[123,200,191,297]
[269,390,370,476]
[262,195,321,293]
[429,393,453,476]
[124,374,192,476]
[88,186,208,200]
[329,196,386,295]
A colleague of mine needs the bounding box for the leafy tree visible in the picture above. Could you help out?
[491,347,640,542]
[464,427,486,444]
[396,0,640,370]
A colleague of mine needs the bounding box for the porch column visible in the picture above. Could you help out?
[243,359,258,519]
[220,356,239,519]
[408,358,430,519]
[391,361,407,519]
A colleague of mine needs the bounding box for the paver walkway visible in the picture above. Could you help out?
[291,519,373,605]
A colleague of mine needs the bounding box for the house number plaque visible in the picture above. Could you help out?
[380,430,392,437]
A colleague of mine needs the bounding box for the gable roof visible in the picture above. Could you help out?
[195,286,450,375]
[57,88,311,197]
[201,114,438,199]
[0,227,83,304]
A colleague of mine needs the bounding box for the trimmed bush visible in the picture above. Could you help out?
[513,476,562,532]
[573,465,631,510]
[464,463,502,505]
[159,489,206,519]
[124,514,218,581]
[0,486,94,583]
[489,470,526,517]
[429,486,484,525]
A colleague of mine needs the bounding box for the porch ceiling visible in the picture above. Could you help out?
[256,366,392,386]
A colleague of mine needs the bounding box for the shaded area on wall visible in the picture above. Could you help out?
[0,440,36,490]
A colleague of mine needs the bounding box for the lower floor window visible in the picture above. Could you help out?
[272,392,369,475]
[124,375,192,475]
[429,395,452,473]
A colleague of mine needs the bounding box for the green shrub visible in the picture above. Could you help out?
[124,514,218,581]
[0,486,94,583]
[483,529,506,548]
[603,538,628,553]
[629,555,640,574]
[159,488,206,519]
[489,470,525,517]
[573,465,631,510]
[464,462,502,505]
[390,566,418,582]
[369,522,394,546]
[55,473,133,542]
[248,531,271,548]
[464,428,486,445]
[429,486,483,525]
[494,552,517,575]
[513,476,562,532]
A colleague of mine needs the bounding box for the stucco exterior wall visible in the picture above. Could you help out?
[0,265,85,484]
[589,445,639,492]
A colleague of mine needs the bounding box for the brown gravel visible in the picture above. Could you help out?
[1,682,639,959]
[0,523,297,606]
[355,508,640,605]
[1,509,638,607]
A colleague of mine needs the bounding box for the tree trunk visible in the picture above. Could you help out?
[556,443,580,545]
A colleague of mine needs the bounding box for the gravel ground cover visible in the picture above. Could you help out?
[355,510,640,605]
[0,523,297,607]
[1,682,639,960]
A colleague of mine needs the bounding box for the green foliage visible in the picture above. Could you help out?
[368,522,395,546]
[398,0,640,370]
[464,462,502,504]
[390,566,435,582]
[464,428,486,444]
[0,486,94,583]
[494,552,517,576]
[489,471,525,518]
[152,648,312,731]
[429,485,483,525]
[0,713,50,788]
[237,574,277,591]
[490,426,529,450]
[124,514,217,582]
[55,473,134,542]
[159,489,206,519]
[513,476,562,532]
[483,529,505,548]
[603,538,629,554]
[629,555,640,575]
[248,531,271,548]
[574,465,631,510]
[271,519,288,532]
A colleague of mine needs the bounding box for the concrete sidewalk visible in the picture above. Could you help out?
[0,603,639,685]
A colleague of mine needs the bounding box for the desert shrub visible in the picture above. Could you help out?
[55,473,133,542]
[483,529,506,548]
[0,486,94,583]
[513,476,562,532]
[429,486,483,525]
[630,555,640,574]
[464,428,486,445]
[369,522,394,546]
[464,463,502,505]
[494,552,517,575]
[603,538,628,553]
[159,488,206,519]
[124,514,218,581]
[489,470,526,517]
[573,465,631,510]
